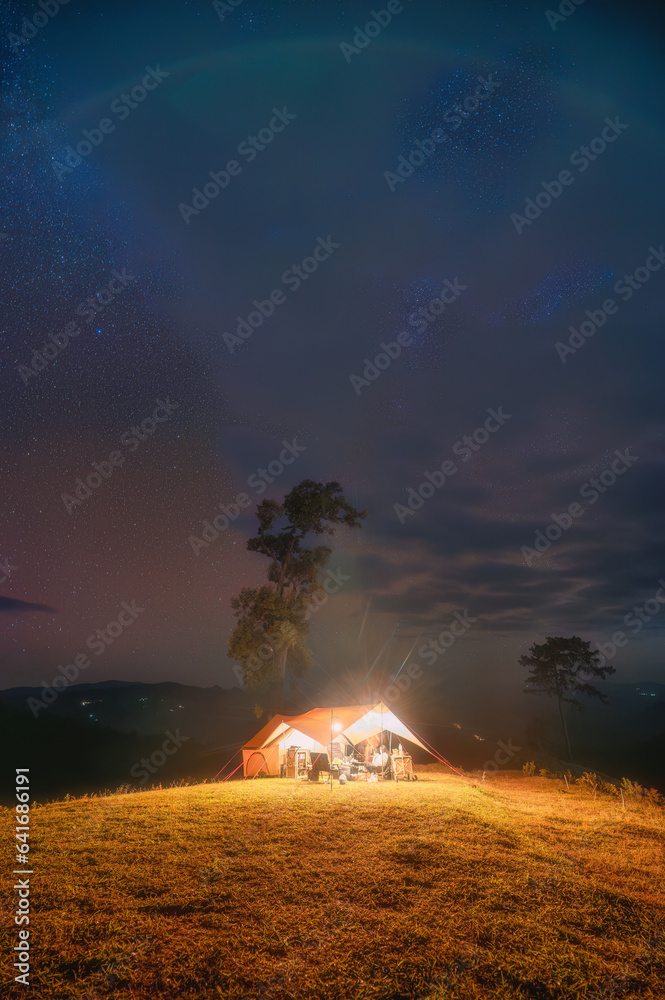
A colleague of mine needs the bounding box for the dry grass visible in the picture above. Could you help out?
[2,772,664,999]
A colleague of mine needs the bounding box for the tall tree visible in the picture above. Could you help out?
[519,635,615,760]
[228,480,366,702]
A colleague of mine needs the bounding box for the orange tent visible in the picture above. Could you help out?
[241,702,433,777]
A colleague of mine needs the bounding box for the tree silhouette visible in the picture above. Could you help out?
[519,635,615,760]
[228,480,366,705]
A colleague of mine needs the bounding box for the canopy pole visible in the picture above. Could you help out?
[405,725,468,780]
[380,702,384,782]
[213,747,242,781]
[221,760,244,782]
[330,708,333,792]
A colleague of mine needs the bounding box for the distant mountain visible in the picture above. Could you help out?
[0,679,503,767]
[0,702,210,804]
[2,679,144,698]
[0,680,258,747]
[568,681,665,747]
[2,678,663,794]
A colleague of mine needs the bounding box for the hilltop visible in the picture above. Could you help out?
[2,771,663,999]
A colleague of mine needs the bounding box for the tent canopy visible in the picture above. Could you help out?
[241,702,432,776]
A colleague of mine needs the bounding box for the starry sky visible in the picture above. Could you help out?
[2,0,665,717]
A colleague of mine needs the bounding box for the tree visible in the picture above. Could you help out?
[228,480,366,701]
[519,636,615,761]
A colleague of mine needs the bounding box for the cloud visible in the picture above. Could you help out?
[0,597,56,615]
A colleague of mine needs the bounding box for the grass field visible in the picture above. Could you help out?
[3,771,664,999]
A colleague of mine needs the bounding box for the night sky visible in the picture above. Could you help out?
[2,0,665,716]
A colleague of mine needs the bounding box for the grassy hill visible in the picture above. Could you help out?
[2,772,664,999]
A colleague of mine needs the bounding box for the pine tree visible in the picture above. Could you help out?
[228,480,366,704]
[519,635,615,760]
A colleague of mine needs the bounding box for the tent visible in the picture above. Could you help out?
[241,702,435,777]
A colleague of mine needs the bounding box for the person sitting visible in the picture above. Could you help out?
[366,745,389,775]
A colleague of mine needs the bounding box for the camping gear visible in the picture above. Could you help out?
[285,747,310,779]
[391,752,415,781]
